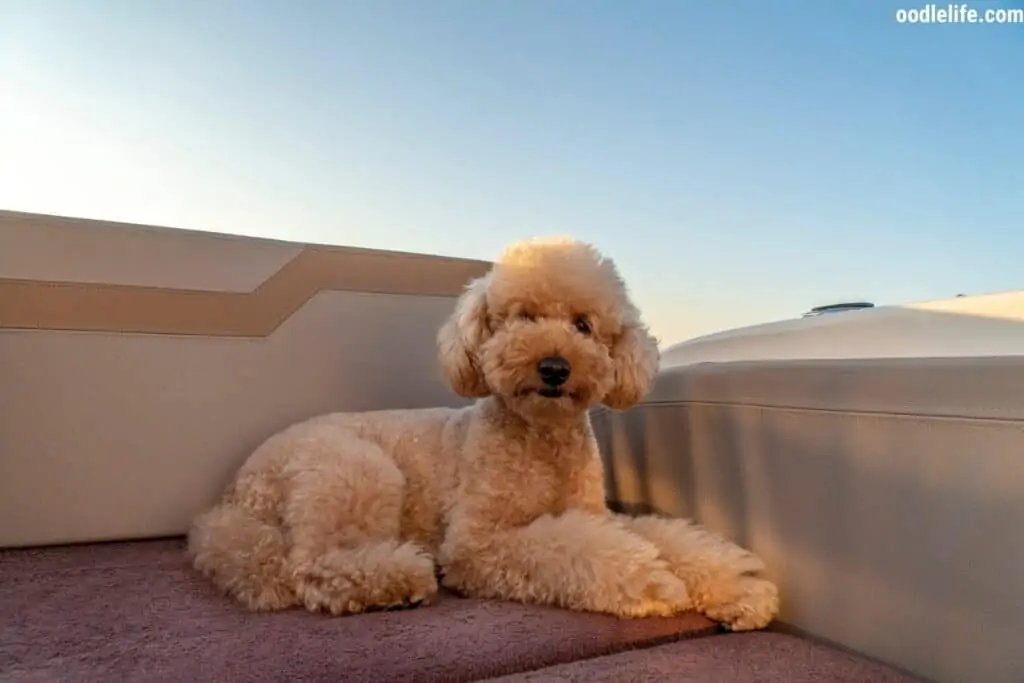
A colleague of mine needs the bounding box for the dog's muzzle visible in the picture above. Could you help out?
[537,356,571,397]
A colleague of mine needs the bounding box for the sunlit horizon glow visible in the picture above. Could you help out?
[2,1,1022,346]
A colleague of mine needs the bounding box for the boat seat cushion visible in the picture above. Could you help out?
[0,539,716,682]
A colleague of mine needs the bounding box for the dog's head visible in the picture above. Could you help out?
[437,237,659,420]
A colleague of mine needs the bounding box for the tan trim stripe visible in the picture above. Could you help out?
[0,246,490,337]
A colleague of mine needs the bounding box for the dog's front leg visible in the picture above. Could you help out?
[437,509,692,618]
[613,514,779,631]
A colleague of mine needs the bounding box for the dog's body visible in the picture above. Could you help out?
[189,238,779,631]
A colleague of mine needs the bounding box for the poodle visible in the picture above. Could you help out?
[187,236,779,631]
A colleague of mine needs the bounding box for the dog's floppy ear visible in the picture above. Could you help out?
[437,274,492,398]
[602,304,660,410]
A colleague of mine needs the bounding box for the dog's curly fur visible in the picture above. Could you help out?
[188,237,780,630]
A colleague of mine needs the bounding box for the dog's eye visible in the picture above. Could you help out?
[573,317,591,335]
[520,312,536,322]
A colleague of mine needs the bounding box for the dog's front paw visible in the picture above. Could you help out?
[614,561,693,618]
[698,575,779,631]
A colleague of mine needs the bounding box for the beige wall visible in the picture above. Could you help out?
[0,211,490,548]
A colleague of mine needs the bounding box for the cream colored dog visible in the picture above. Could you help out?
[188,237,779,631]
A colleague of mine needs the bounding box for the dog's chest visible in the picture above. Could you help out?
[501,456,587,523]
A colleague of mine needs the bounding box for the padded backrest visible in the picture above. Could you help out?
[594,356,1024,683]
[0,211,490,548]
[660,293,1024,366]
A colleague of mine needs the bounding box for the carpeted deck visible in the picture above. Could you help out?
[0,539,717,682]
[484,630,925,682]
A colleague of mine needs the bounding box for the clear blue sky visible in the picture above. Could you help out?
[2,1,1022,345]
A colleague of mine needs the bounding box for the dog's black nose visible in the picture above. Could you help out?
[537,356,571,387]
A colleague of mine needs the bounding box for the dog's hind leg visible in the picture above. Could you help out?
[284,432,439,615]
[188,502,297,611]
